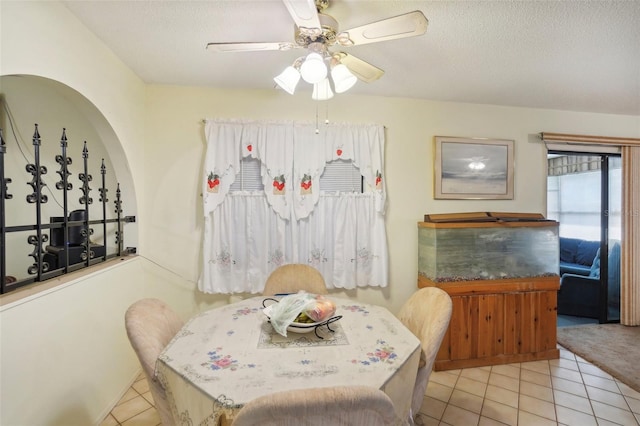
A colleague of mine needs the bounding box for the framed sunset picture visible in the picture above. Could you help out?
[434,136,514,200]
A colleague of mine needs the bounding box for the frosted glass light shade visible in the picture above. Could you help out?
[312,78,334,101]
[274,66,301,95]
[300,53,327,84]
[331,63,357,93]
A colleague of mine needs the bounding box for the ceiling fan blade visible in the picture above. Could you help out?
[282,0,321,35]
[336,52,384,83]
[337,10,428,46]
[206,42,298,52]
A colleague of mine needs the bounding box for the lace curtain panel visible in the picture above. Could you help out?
[199,119,388,294]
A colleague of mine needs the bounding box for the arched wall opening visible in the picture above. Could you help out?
[1,74,138,282]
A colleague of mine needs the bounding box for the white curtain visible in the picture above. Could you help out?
[199,119,388,294]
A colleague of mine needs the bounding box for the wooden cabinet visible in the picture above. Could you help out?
[419,276,559,370]
[417,216,560,370]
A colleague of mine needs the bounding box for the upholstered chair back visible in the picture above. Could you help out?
[125,298,184,425]
[397,287,453,420]
[262,263,328,296]
[231,385,397,426]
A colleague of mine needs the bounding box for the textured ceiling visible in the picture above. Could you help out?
[62,0,640,116]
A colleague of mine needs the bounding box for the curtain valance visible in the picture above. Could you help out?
[203,119,386,220]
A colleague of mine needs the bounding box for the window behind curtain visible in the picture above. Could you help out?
[230,157,363,192]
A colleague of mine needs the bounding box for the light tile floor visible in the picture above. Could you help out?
[100,373,160,426]
[102,346,640,426]
[417,346,640,426]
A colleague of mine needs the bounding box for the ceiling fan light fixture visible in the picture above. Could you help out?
[330,63,357,93]
[274,65,301,95]
[208,5,429,100]
[300,52,327,84]
[312,78,334,101]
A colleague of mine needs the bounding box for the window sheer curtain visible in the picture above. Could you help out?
[199,119,388,294]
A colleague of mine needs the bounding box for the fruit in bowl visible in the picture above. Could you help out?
[294,311,316,324]
[305,296,336,322]
[263,293,338,336]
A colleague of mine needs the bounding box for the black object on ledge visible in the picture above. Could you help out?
[43,209,105,270]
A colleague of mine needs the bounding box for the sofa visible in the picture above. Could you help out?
[558,240,621,322]
[559,237,601,276]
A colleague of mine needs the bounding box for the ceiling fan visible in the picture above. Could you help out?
[206,0,428,99]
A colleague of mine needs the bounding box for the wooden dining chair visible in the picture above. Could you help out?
[262,263,328,295]
[125,298,184,426]
[231,385,398,426]
[397,287,453,421]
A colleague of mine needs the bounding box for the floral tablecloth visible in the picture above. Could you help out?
[157,296,420,425]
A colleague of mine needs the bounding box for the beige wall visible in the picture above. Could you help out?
[2,1,639,425]
[0,258,148,424]
[144,84,639,315]
[1,2,150,425]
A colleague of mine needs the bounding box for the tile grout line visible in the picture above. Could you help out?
[109,376,155,426]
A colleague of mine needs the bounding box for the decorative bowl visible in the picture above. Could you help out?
[262,304,324,334]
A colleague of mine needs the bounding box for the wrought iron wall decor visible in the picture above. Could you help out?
[0,124,136,294]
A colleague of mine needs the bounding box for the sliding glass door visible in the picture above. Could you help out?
[605,156,622,322]
[547,152,621,323]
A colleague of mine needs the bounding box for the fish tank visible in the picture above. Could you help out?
[418,217,559,283]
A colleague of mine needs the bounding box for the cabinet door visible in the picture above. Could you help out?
[477,294,503,358]
[448,295,503,361]
[503,291,557,355]
[448,296,476,361]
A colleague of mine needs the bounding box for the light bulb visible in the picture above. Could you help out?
[300,52,327,84]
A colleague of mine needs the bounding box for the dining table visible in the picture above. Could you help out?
[156,295,421,425]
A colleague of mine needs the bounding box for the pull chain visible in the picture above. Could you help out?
[315,102,330,134]
[325,102,329,125]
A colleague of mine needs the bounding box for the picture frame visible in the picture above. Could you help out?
[434,136,514,200]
